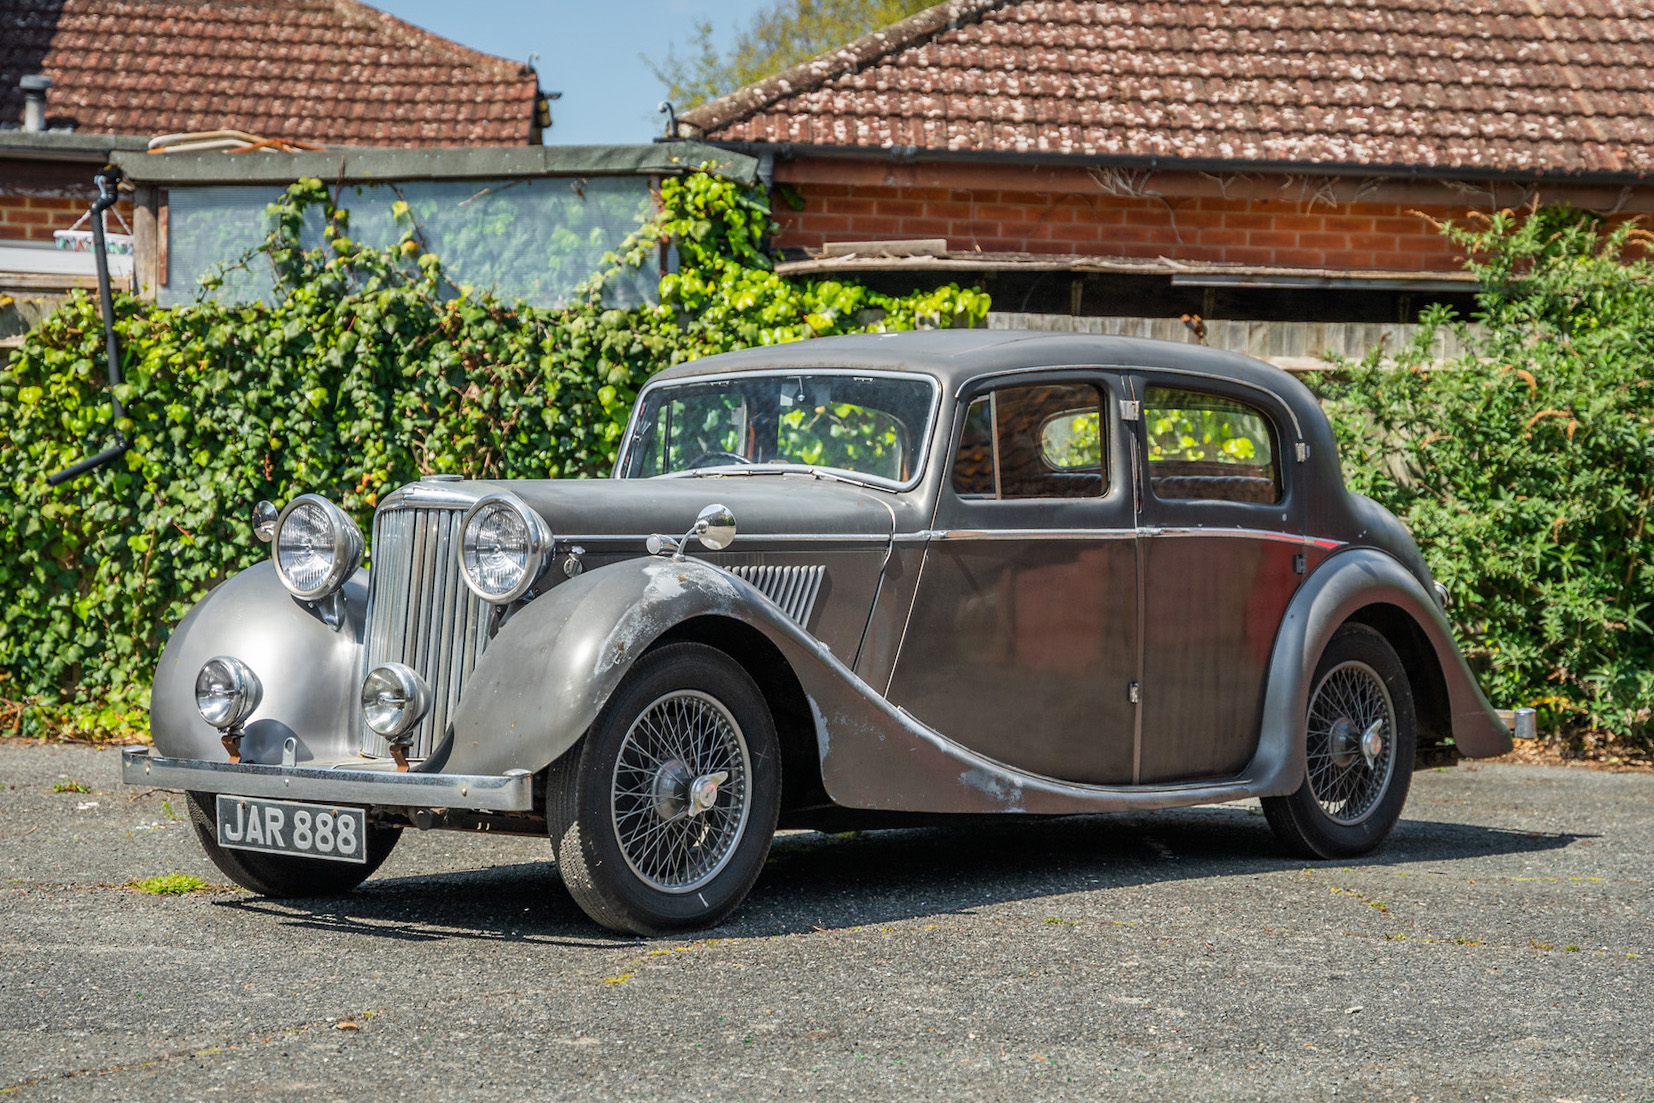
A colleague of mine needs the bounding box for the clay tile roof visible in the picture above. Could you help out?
[0,0,541,147]
[680,0,1654,177]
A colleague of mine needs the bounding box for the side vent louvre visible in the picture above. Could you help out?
[727,564,825,629]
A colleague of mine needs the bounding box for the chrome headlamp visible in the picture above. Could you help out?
[458,493,553,603]
[272,494,363,601]
[195,656,262,730]
[361,663,433,740]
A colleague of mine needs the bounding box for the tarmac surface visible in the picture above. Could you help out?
[0,742,1649,1101]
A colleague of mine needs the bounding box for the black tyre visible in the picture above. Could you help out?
[1262,624,1416,859]
[547,642,781,936]
[186,791,402,897]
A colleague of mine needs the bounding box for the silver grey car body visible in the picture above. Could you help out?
[126,330,1514,928]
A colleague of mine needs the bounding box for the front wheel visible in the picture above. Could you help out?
[1262,624,1416,859]
[185,791,402,897]
[547,642,781,935]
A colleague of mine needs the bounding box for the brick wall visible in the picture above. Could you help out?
[772,184,1471,272]
[0,193,132,244]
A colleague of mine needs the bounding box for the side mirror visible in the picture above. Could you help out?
[648,503,737,559]
[693,503,737,551]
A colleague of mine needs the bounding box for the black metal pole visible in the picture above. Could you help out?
[47,165,130,487]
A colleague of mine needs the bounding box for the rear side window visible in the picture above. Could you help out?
[1144,386,1280,504]
[951,382,1104,500]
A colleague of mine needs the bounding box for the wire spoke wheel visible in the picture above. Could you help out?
[1263,624,1416,860]
[610,689,753,894]
[1304,660,1397,825]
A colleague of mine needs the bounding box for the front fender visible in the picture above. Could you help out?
[1249,546,1512,798]
[150,562,366,765]
[446,556,792,775]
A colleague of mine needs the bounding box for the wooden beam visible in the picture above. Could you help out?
[131,184,159,299]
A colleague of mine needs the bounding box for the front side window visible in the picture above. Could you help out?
[1144,386,1280,504]
[951,382,1105,500]
[620,372,937,487]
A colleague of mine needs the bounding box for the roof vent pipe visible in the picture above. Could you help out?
[20,74,51,132]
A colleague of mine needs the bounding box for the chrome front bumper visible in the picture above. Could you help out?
[121,746,534,811]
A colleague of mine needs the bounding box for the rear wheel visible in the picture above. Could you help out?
[185,791,401,897]
[1263,624,1416,859]
[548,642,781,935]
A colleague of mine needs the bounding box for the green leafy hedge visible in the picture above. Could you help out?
[0,170,988,740]
[1314,209,1654,755]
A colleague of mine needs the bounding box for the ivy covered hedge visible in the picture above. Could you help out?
[1314,210,1654,757]
[0,170,988,740]
[6,174,1651,759]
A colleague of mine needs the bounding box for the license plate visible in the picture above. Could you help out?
[216,795,368,864]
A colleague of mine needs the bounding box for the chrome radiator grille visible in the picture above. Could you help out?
[359,506,492,760]
[728,564,825,628]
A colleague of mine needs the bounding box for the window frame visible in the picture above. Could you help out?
[945,371,1122,506]
[1126,371,1301,514]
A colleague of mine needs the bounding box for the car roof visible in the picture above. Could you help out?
[648,329,1323,422]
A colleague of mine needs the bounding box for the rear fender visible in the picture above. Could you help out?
[1250,546,1511,798]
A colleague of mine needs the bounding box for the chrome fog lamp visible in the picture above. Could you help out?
[195,656,262,730]
[272,494,363,601]
[360,662,433,739]
[458,493,553,603]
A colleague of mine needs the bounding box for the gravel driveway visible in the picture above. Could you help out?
[1,743,1649,1101]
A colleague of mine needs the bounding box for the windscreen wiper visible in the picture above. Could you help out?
[46,165,130,487]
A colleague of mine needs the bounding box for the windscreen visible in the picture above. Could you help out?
[620,373,937,486]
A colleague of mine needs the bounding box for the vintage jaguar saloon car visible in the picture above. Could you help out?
[124,331,1519,934]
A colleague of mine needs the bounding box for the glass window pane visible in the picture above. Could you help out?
[950,382,1104,501]
[621,373,936,487]
[951,396,995,497]
[1144,386,1280,504]
[162,176,655,308]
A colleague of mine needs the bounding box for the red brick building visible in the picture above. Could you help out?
[680,0,1654,351]
[1,0,548,338]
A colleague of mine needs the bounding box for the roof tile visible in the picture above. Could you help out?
[0,0,539,146]
[683,0,1654,174]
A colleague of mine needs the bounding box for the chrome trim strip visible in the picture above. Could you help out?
[376,482,486,513]
[929,529,1138,541]
[1147,527,1345,549]
[555,528,1344,547]
[121,747,533,812]
[556,532,891,545]
[615,368,943,492]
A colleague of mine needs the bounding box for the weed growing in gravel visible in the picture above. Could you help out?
[50,778,91,794]
[131,873,208,895]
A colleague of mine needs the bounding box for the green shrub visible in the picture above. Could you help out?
[1314,209,1654,753]
[0,169,989,740]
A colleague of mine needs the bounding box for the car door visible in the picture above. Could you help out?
[1128,373,1306,783]
[884,372,1139,785]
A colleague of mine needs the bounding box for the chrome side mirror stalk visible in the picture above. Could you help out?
[648,504,737,561]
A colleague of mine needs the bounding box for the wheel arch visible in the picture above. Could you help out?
[1249,547,1509,799]
[1342,602,1457,767]
[652,615,829,814]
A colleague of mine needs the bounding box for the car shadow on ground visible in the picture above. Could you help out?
[210,804,1588,944]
